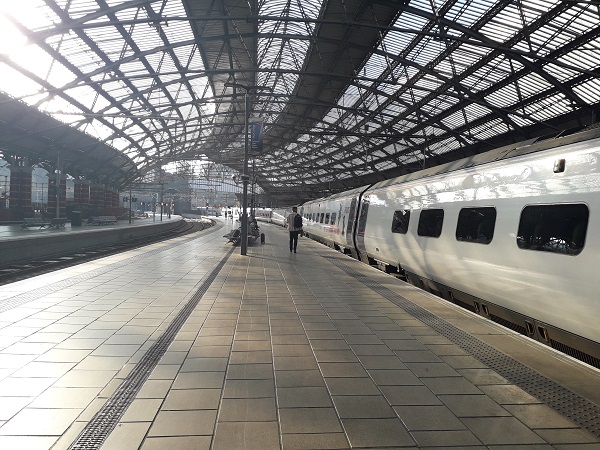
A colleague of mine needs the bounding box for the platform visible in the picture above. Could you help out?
[0,214,180,241]
[0,219,599,449]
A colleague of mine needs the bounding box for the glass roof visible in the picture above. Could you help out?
[0,0,599,204]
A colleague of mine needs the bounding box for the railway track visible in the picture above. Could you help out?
[0,219,211,285]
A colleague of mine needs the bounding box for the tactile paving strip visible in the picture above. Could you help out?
[67,246,235,450]
[324,255,600,439]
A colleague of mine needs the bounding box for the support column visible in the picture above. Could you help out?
[8,166,33,219]
[73,180,90,212]
[47,174,67,218]
[89,184,105,214]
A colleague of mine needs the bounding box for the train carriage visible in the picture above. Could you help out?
[301,127,600,368]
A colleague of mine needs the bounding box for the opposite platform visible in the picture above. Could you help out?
[0,218,599,449]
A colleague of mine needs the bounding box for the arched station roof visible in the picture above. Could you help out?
[0,0,599,204]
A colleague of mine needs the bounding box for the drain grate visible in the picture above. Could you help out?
[67,247,234,450]
[324,255,600,439]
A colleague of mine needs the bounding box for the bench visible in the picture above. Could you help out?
[87,216,117,225]
[49,218,67,228]
[21,218,51,230]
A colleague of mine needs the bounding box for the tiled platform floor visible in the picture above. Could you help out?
[0,219,599,449]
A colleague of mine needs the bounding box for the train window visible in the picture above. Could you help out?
[517,204,589,255]
[417,209,444,237]
[456,207,496,244]
[391,210,410,234]
[320,213,325,223]
[325,213,330,224]
[331,213,337,225]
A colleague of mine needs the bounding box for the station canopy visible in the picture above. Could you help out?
[0,0,599,204]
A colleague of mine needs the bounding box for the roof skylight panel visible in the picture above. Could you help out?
[485,84,520,108]
[441,109,467,129]
[463,102,493,122]
[468,118,506,140]
[446,0,488,26]
[523,94,573,121]
[573,79,600,103]
[507,113,536,128]
[478,17,521,43]
[62,0,98,18]
[515,72,553,98]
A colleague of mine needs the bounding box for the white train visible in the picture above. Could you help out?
[254,208,289,227]
[301,127,600,368]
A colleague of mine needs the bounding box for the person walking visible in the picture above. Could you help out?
[287,206,302,253]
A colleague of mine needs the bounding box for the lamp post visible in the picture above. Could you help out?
[224,82,272,256]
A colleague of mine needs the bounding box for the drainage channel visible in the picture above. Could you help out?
[323,255,600,440]
[67,246,235,450]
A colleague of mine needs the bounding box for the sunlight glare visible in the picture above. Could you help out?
[0,13,28,56]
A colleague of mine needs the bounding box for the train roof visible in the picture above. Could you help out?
[370,126,600,190]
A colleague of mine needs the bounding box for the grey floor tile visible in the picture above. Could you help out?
[309,340,350,350]
[381,385,442,406]
[534,428,600,445]
[163,388,221,410]
[272,345,314,357]
[219,397,277,421]
[223,379,275,398]
[462,417,546,445]
[368,369,422,386]
[274,356,319,370]
[440,394,510,417]
[212,421,280,450]
[30,386,101,409]
[147,410,217,436]
[188,345,232,358]
[393,405,467,431]
[277,386,333,407]
[332,395,396,418]
[121,398,163,422]
[314,350,359,363]
[279,407,343,434]
[101,421,151,450]
[348,344,394,355]
[358,355,407,369]
[342,418,415,447]
[0,436,59,449]
[227,363,274,380]
[411,429,483,447]
[504,404,582,429]
[404,362,461,378]
[0,377,56,396]
[172,371,225,389]
[275,370,326,387]
[0,407,82,436]
[457,368,510,386]
[441,355,490,369]
[271,335,309,345]
[479,384,542,405]
[394,350,444,363]
[232,340,271,352]
[140,436,212,450]
[136,379,172,398]
[281,432,349,450]
[422,376,482,394]
[325,377,380,396]
[180,357,229,372]
[0,397,33,421]
[319,362,368,378]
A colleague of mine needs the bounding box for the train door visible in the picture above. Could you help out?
[354,194,370,255]
[345,197,358,249]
